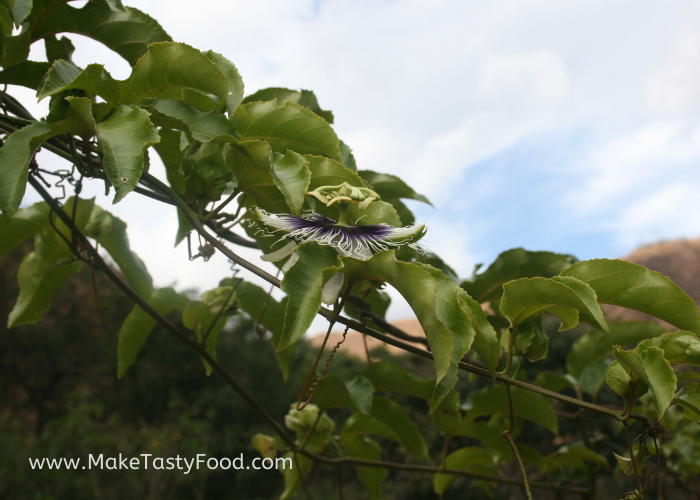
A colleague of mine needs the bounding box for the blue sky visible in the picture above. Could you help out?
[15,0,700,323]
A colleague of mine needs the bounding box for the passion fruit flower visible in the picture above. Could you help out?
[253,182,428,304]
[254,208,428,261]
[254,208,428,304]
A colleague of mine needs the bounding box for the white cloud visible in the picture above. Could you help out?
[567,120,700,214]
[477,51,569,104]
[613,182,700,250]
[647,28,700,113]
[13,0,700,326]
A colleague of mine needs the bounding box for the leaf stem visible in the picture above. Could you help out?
[502,385,533,500]
[624,421,644,491]
[499,327,514,375]
[202,188,239,223]
[202,278,242,343]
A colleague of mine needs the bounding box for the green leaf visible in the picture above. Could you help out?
[672,382,700,422]
[341,412,401,443]
[358,169,431,205]
[431,389,461,437]
[560,259,700,334]
[544,444,607,473]
[117,287,187,378]
[46,96,97,139]
[639,331,700,366]
[0,121,49,220]
[339,140,357,171]
[313,374,374,415]
[44,34,74,63]
[93,208,153,298]
[0,200,50,255]
[243,87,334,124]
[341,397,429,459]
[251,434,277,460]
[325,250,479,411]
[280,452,312,500]
[226,140,289,214]
[38,42,228,108]
[500,276,608,332]
[0,60,51,89]
[233,280,294,380]
[534,371,576,394]
[232,100,341,161]
[96,105,160,204]
[567,321,667,378]
[306,154,366,190]
[503,312,549,362]
[181,297,228,375]
[451,419,545,472]
[371,396,428,459]
[141,98,239,143]
[202,50,244,116]
[613,447,649,477]
[26,0,171,66]
[278,242,339,351]
[461,248,577,303]
[345,376,374,415]
[459,288,500,374]
[419,264,477,407]
[4,0,32,24]
[152,128,186,193]
[359,360,434,400]
[614,345,677,419]
[462,385,559,435]
[578,360,610,397]
[271,150,310,216]
[344,283,392,331]
[7,230,80,327]
[1,29,29,67]
[181,141,232,203]
[338,434,385,500]
[606,360,635,397]
[433,447,498,496]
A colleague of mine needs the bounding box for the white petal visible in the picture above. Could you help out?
[322,271,345,304]
[260,241,298,262]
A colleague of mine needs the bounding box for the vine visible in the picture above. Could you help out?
[1,2,699,498]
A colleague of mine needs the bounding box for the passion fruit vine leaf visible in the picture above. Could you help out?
[232,100,342,161]
[96,105,160,204]
[560,258,700,334]
[38,42,229,108]
[0,121,49,220]
[500,276,608,332]
[286,245,498,411]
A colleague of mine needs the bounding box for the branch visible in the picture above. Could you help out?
[298,451,589,495]
[140,172,628,421]
[28,175,297,449]
[345,295,430,348]
[10,102,627,422]
[29,175,591,498]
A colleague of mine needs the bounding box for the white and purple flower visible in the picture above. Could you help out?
[253,182,428,304]
[254,208,428,262]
